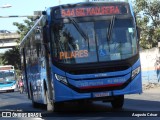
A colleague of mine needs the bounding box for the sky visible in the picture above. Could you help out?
[0,0,86,32]
[0,0,129,32]
[0,0,128,53]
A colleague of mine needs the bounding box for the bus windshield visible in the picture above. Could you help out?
[0,71,15,83]
[52,18,138,64]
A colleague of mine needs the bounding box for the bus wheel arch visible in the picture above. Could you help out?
[43,80,47,104]
[30,83,39,108]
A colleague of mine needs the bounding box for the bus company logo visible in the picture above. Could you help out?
[2,112,11,117]
[95,73,108,77]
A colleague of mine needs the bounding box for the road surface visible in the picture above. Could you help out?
[0,87,159,120]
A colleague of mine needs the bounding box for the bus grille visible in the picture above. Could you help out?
[68,65,129,75]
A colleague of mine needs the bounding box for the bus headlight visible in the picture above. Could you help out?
[131,67,140,79]
[55,74,68,84]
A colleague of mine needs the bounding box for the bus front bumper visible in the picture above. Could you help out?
[53,73,142,102]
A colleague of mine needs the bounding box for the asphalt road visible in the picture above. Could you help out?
[0,87,160,120]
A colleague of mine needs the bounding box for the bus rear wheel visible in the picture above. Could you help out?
[111,95,124,109]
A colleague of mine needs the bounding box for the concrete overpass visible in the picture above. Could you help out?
[0,33,20,49]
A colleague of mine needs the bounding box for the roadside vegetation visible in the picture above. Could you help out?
[133,0,160,49]
[0,18,34,76]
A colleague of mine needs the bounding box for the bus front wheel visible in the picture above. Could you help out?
[111,95,124,109]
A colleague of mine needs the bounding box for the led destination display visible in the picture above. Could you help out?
[60,5,128,18]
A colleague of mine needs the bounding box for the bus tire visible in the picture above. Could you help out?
[111,95,124,109]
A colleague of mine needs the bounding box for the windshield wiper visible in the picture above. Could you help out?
[68,17,90,50]
[107,16,116,42]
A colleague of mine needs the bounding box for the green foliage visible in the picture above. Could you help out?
[0,54,7,65]
[2,48,20,69]
[1,18,34,70]
[134,0,160,49]
[11,18,34,70]
[13,18,34,43]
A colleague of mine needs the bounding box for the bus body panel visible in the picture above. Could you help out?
[0,81,16,91]
[53,72,141,102]
[26,62,48,104]
[20,1,142,110]
[53,59,141,102]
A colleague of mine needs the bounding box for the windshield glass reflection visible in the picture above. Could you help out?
[52,19,137,64]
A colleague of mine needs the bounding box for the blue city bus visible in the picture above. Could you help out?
[0,65,17,92]
[20,0,142,111]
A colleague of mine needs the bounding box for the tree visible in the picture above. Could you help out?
[133,0,160,49]
[1,18,34,70]
[2,48,20,69]
[0,53,7,65]
[13,18,34,43]
[12,18,34,69]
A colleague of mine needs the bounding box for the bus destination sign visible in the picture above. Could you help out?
[60,5,127,18]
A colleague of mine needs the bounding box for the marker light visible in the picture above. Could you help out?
[131,67,140,79]
[55,74,68,84]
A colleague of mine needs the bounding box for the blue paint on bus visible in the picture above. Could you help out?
[20,1,142,111]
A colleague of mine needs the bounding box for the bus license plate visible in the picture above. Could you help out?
[93,92,110,98]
